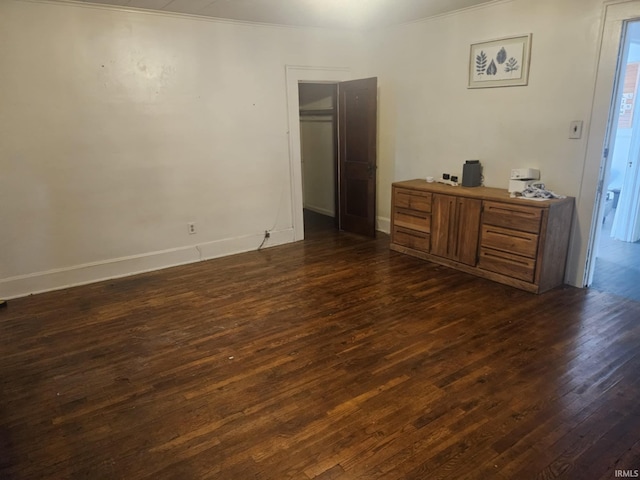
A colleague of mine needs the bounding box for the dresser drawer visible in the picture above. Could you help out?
[395,188,432,213]
[481,225,538,258]
[482,201,542,233]
[393,226,430,252]
[478,247,536,282]
[394,208,431,233]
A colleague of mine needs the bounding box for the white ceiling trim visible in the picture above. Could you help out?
[25,0,508,31]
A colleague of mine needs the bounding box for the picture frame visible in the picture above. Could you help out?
[468,34,532,88]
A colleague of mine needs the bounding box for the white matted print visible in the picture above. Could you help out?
[469,34,532,88]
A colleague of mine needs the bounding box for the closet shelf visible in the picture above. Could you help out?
[299,108,334,117]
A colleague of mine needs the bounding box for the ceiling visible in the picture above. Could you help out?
[58,0,499,29]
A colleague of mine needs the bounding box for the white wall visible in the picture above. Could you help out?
[0,0,621,296]
[0,0,363,298]
[299,84,336,217]
[301,119,336,216]
[372,0,607,287]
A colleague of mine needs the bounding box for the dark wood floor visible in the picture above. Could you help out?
[1,212,640,479]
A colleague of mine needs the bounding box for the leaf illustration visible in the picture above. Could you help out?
[496,47,507,64]
[487,59,497,76]
[505,57,520,73]
[476,51,487,75]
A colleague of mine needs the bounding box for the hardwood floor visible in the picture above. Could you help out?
[1,213,640,479]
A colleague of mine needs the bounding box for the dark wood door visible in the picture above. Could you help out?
[338,77,377,237]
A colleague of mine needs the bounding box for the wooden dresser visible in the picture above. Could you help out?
[390,179,574,293]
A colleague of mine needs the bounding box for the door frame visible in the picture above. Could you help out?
[577,2,640,287]
[285,65,351,241]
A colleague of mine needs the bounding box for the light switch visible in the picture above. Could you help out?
[569,120,583,139]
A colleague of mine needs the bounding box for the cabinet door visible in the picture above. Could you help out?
[431,194,456,259]
[431,194,481,266]
[455,197,482,266]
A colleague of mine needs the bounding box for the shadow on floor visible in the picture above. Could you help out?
[303,209,336,235]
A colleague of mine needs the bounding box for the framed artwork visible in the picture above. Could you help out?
[468,34,532,88]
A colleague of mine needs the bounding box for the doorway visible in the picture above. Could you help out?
[285,66,377,242]
[299,82,339,234]
[588,19,640,302]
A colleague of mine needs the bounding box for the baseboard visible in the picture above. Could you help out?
[377,216,390,234]
[0,228,295,300]
[303,204,335,217]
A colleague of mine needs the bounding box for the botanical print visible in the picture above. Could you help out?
[473,39,524,82]
[469,34,530,88]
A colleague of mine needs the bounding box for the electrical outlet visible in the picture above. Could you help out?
[569,120,583,139]
[188,222,196,235]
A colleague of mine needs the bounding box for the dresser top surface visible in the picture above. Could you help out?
[393,179,574,207]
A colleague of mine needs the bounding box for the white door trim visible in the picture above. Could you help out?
[572,1,640,287]
[285,65,350,241]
